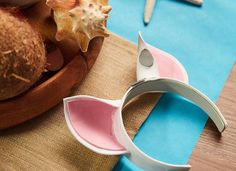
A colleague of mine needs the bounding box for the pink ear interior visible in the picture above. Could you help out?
[66,98,125,151]
[149,45,188,83]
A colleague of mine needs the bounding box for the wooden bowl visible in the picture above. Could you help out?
[0,1,104,129]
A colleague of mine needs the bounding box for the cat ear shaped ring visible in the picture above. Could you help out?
[63,32,227,171]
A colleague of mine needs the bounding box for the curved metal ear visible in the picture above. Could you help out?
[137,32,188,83]
[63,96,128,155]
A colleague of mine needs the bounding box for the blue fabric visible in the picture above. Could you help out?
[107,0,236,170]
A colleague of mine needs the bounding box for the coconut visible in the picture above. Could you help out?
[0,9,46,100]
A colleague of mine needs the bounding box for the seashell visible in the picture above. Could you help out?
[46,0,112,52]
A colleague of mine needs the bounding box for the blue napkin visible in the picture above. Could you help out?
[107,0,236,170]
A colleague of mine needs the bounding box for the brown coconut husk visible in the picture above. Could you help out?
[0,9,46,100]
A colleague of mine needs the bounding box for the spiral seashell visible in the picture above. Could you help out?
[46,0,111,52]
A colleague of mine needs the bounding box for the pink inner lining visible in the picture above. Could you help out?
[149,45,187,82]
[67,98,125,151]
